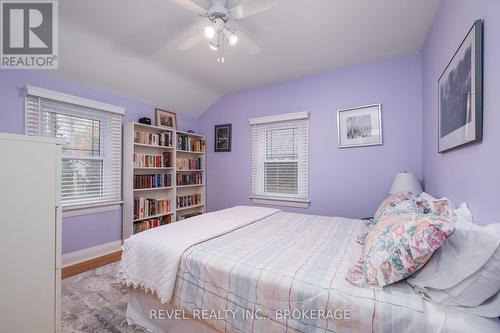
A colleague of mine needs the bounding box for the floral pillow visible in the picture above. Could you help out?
[424,197,454,218]
[371,192,422,226]
[347,207,456,288]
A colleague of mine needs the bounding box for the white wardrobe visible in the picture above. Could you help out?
[0,133,62,333]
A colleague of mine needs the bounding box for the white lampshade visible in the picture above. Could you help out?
[389,172,423,195]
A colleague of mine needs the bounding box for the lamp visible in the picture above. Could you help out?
[389,172,423,195]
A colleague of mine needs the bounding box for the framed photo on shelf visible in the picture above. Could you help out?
[337,104,382,148]
[155,108,177,130]
[214,124,232,152]
[438,19,483,153]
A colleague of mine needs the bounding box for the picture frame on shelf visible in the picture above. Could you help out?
[337,104,382,148]
[214,124,232,152]
[155,108,177,130]
[438,19,483,153]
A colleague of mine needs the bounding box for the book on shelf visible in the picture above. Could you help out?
[133,152,172,168]
[176,172,203,186]
[177,193,202,209]
[177,134,205,152]
[134,197,171,220]
[177,212,202,221]
[176,157,202,170]
[134,174,172,189]
[134,215,172,234]
[134,130,172,147]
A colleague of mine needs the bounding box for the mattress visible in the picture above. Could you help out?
[124,209,500,332]
[128,287,500,333]
[169,211,425,332]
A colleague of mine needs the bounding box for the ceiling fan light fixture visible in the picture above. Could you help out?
[228,34,238,45]
[209,40,219,51]
[223,28,238,45]
[204,26,216,39]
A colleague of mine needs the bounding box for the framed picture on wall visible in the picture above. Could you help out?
[155,108,177,130]
[214,124,232,152]
[438,19,483,153]
[337,104,382,148]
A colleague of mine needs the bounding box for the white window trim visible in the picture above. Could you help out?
[249,111,309,125]
[63,201,123,218]
[249,111,310,208]
[26,85,125,115]
[250,196,310,208]
[25,85,124,215]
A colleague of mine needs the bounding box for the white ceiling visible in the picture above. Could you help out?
[55,0,440,117]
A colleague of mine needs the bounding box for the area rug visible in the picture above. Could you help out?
[61,261,147,333]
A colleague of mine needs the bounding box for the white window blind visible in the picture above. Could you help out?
[25,93,122,207]
[251,112,309,206]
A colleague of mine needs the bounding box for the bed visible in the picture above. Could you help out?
[119,206,500,333]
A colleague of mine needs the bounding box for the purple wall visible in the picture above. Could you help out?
[0,70,199,253]
[2,0,495,253]
[422,0,500,225]
[199,54,423,219]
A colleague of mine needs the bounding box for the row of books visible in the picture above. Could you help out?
[133,152,172,168]
[177,193,202,209]
[176,158,202,170]
[133,215,172,234]
[134,174,172,189]
[133,198,171,220]
[134,130,173,147]
[177,212,202,221]
[177,135,206,152]
[177,173,203,186]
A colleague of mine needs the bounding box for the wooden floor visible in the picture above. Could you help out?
[62,251,122,279]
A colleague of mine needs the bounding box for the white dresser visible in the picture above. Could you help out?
[0,133,62,333]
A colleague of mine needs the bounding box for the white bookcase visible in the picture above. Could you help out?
[123,123,206,240]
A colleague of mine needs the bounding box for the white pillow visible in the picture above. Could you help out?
[452,290,500,318]
[419,191,437,203]
[438,223,500,308]
[455,202,474,225]
[407,204,500,309]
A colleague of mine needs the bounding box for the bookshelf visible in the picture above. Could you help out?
[123,122,206,239]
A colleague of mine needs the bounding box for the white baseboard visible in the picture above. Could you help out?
[62,240,122,268]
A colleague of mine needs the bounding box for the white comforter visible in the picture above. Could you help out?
[118,206,279,303]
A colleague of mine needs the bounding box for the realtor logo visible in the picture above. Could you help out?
[1,0,58,69]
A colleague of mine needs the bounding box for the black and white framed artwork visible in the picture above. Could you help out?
[337,104,382,148]
[438,19,483,153]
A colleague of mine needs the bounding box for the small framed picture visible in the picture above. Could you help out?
[155,108,177,130]
[214,124,232,152]
[337,104,382,148]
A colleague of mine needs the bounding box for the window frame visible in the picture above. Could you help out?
[249,112,310,208]
[25,85,124,216]
[55,110,105,205]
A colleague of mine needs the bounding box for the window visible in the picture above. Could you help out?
[25,86,124,212]
[250,112,309,208]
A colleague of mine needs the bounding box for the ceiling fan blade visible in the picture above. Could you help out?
[168,18,207,50]
[236,28,260,55]
[170,0,209,15]
[230,0,277,20]
[178,32,205,50]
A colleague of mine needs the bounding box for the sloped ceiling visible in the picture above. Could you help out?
[54,0,440,116]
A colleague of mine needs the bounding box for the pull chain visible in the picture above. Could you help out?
[217,33,225,64]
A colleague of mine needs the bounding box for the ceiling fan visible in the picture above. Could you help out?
[170,0,277,62]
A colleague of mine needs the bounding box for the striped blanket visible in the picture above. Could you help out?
[171,212,426,333]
